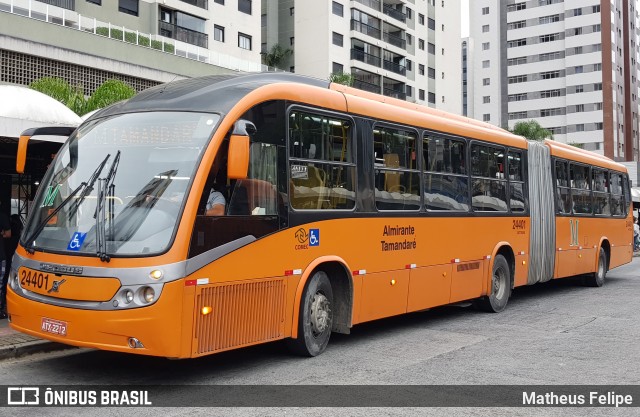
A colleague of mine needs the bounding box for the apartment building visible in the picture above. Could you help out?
[0,0,262,94]
[469,0,640,161]
[262,0,462,113]
[462,36,475,117]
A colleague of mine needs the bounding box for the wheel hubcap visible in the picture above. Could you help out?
[492,267,506,299]
[310,292,331,336]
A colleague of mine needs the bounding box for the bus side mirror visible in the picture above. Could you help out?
[227,120,256,179]
[16,135,29,174]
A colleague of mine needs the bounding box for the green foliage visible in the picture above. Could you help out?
[84,80,135,114]
[509,120,553,141]
[94,27,172,52]
[328,72,354,87]
[262,44,293,69]
[30,78,135,116]
[29,77,86,115]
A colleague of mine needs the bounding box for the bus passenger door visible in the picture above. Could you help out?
[407,264,452,312]
[555,217,577,278]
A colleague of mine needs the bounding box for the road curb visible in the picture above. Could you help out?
[0,340,76,361]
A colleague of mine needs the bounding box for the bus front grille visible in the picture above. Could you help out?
[194,278,286,354]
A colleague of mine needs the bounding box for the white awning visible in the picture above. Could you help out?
[632,187,640,203]
[0,85,81,138]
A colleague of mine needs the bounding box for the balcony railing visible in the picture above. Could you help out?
[383,87,406,100]
[352,0,381,12]
[0,0,277,73]
[351,19,381,39]
[159,20,208,48]
[351,48,382,67]
[354,79,381,94]
[383,31,406,49]
[179,0,208,9]
[383,59,406,76]
[383,4,406,22]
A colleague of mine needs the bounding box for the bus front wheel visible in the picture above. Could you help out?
[287,270,334,357]
[475,254,511,313]
[583,247,607,287]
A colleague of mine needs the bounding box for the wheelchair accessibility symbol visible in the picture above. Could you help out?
[309,229,320,246]
[67,232,87,251]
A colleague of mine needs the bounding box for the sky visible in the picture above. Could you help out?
[461,0,470,38]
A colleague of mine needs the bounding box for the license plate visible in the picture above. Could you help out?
[41,318,67,336]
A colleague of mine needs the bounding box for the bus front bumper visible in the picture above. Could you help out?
[6,280,187,358]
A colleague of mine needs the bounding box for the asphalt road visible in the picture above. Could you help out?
[1,258,639,417]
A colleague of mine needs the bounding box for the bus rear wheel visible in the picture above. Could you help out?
[475,254,511,313]
[287,270,334,357]
[583,247,607,287]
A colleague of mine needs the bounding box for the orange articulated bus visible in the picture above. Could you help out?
[8,73,634,358]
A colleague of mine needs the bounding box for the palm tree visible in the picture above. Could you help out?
[510,120,553,141]
[30,77,135,116]
[262,44,293,70]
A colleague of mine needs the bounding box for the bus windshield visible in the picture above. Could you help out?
[21,111,219,257]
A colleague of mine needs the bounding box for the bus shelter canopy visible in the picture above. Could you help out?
[0,85,81,139]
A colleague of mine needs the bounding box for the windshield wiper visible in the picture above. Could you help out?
[95,150,120,262]
[23,155,111,254]
[67,154,111,221]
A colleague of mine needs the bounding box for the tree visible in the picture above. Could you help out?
[328,72,354,87]
[261,44,292,70]
[510,120,553,141]
[30,77,135,116]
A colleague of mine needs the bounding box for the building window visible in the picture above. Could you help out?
[238,33,252,50]
[593,63,602,71]
[332,1,343,17]
[593,24,601,32]
[507,39,527,48]
[428,18,435,30]
[482,24,490,33]
[214,25,225,42]
[594,82,603,90]
[575,104,585,112]
[332,32,343,47]
[238,0,252,15]
[574,46,582,54]
[428,42,435,54]
[482,60,490,68]
[540,70,560,79]
[406,85,413,97]
[482,42,490,50]
[482,7,489,15]
[507,2,526,12]
[428,67,435,79]
[483,96,490,104]
[290,6,294,16]
[428,92,435,103]
[483,114,490,122]
[573,27,583,36]
[483,78,490,86]
[406,33,412,45]
[574,65,583,74]
[332,62,343,73]
[575,85,584,93]
[119,0,138,16]
[419,64,425,75]
[419,89,425,101]
[573,8,582,16]
[290,37,294,46]
[214,0,224,4]
[540,33,561,42]
[576,124,585,132]
[419,39,425,50]
[87,0,102,4]
[419,13,425,25]
[261,13,267,27]
[595,122,603,130]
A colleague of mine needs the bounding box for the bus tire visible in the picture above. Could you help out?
[287,270,333,357]
[583,247,607,287]
[475,254,511,313]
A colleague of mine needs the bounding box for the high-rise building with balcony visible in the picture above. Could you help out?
[262,0,462,113]
[469,0,640,161]
[0,0,263,94]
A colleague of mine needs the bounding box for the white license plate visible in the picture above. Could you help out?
[41,317,67,336]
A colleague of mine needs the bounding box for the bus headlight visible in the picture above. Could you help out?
[124,289,134,304]
[8,269,18,291]
[142,286,155,303]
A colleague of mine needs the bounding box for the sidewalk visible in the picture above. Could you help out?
[0,319,72,360]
